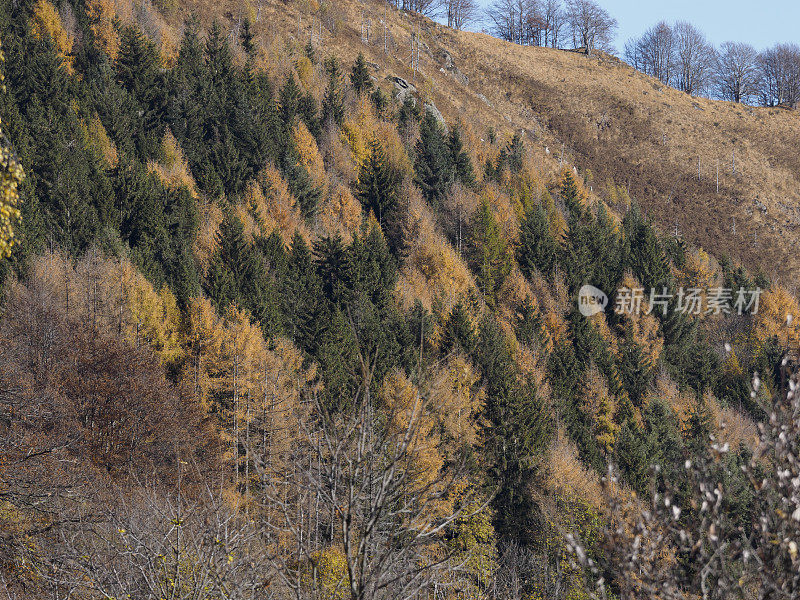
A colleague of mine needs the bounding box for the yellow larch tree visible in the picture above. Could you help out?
[0,37,23,259]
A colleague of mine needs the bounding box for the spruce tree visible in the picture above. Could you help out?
[321,56,345,127]
[414,110,453,207]
[354,138,401,250]
[560,168,583,217]
[116,25,159,103]
[518,202,558,277]
[449,125,475,187]
[350,53,373,95]
[466,200,513,308]
[618,328,652,408]
[507,132,524,174]
[440,300,476,356]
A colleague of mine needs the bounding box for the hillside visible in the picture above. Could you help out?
[3,0,800,597]
[177,0,800,282]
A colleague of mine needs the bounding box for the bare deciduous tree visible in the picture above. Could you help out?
[444,0,478,30]
[624,21,675,86]
[564,0,617,55]
[715,41,760,103]
[757,43,800,107]
[673,21,716,96]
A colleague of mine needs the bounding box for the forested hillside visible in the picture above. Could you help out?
[1,0,800,598]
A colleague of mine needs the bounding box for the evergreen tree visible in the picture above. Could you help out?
[618,328,652,408]
[354,138,401,250]
[449,124,475,187]
[116,25,160,104]
[560,168,583,216]
[240,17,256,58]
[350,53,373,95]
[440,300,476,356]
[414,110,453,207]
[506,132,524,174]
[615,419,652,496]
[321,56,345,127]
[517,202,559,278]
[476,314,551,545]
[467,200,513,307]
[279,75,302,126]
[514,296,543,348]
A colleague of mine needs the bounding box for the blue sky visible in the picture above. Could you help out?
[470,0,799,52]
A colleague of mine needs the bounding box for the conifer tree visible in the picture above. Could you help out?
[517,202,558,277]
[354,138,401,250]
[240,17,256,58]
[116,25,159,104]
[279,75,302,126]
[615,419,652,496]
[467,200,513,307]
[350,53,373,95]
[560,168,584,216]
[414,110,453,207]
[0,38,24,259]
[618,327,652,408]
[440,300,476,356]
[514,296,544,348]
[321,56,345,127]
[475,314,551,545]
[506,132,524,174]
[449,125,475,187]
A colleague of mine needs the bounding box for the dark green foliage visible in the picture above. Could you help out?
[240,18,256,57]
[517,202,558,277]
[514,296,543,348]
[350,53,373,95]
[354,138,402,250]
[683,341,720,398]
[467,201,513,308]
[618,328,652,408]
[615,419,652,496]
[623,202,671,291]
[414,110,453,207]
[321,56,345,127]
[475,314,552,545]
[440,300,476,356]
[449,125,476,187]
[507,132,524,174]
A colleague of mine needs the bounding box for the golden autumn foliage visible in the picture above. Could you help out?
[316,181,362,240]
[428,355,484,449]
[618,273,664,367]
[147,129,197,196]
[753,285,800,350]
[583,365,619,454]
[31,0,74,71]
[0,38,23,259]
[293,121,326,187]
[28,250,183,364]
[194,200,225,274]
[380,370,443,491]
[255,164,312,244]
[398,188,476,313]
[81,113,119,168]
[85,0,120,59]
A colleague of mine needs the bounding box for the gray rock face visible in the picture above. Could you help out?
[424,103,447,130]
[436,49,468,86]
[387,76,417,105]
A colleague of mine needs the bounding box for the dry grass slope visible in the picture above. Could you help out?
[166,0,800,284]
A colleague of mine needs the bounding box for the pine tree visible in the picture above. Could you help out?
[279,75,302,126]
[350,53,373,95]
[321,56,345,127]
[116,25,159,103]
[467,200,513,308]
[414,110,453,208]
[449,125,475,187]
[517,202,558,277]
[618,327,652,408]
[354,138,401,250]
[514,296,544,348]
[506,132,524,174]
[560,168,584,217]
[240,17,256,58]
[440,300,476,356]
[0,37,24,259]
[615,419,652,496]
[476,314,551,545]
[623,202,671,290]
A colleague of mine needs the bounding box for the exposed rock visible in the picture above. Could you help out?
[424,103,446,130]
[436,48,468,86]
[387,76,417,105]
[476,93,492,107]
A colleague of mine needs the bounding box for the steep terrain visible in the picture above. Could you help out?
[180,0,800,282]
